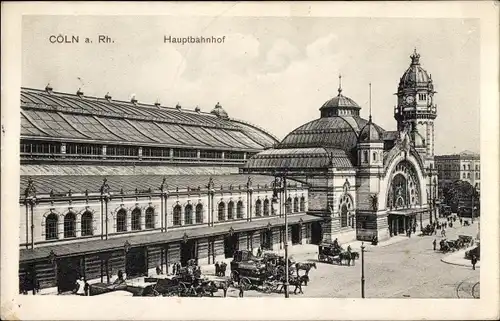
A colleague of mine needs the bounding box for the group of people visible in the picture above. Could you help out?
[214,261,227,277]
[74,276,90,296]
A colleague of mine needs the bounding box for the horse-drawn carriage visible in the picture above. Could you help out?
[421,224,435,236]
[465,243,480,261]
[230,250,303,293]
[318,241,359,266]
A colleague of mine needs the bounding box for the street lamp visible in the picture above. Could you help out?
[273,171,289,298]
[361,242,365,298]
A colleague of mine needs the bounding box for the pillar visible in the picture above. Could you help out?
[126,210,131,231]
[57,218,64,239]
[76,219,81,237]
[140,209,146,230]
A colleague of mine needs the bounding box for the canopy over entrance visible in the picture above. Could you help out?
[388,207,429,216]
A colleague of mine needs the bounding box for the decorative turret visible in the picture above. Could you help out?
[210,102,229,119]
[395,49,437,157]
[358,83,383,168]
[319,75,361,118]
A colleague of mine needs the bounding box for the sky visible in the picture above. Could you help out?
[22,16,480,155]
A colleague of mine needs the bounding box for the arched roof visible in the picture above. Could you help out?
[20,87,278,151]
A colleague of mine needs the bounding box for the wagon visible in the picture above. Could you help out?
[317,242,342,264]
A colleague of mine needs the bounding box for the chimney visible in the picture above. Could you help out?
[45,83,53,94]
[105,92,112,101]
[76,88,84,97]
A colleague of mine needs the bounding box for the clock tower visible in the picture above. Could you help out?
[394,49,437,158]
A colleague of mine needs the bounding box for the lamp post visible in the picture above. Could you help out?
[361,242,365,298]
[471,187,477,224]
[273,171,289,298]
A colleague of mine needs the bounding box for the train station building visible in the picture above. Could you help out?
[19,50,439,293]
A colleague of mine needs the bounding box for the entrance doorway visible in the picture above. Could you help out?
[291,224,301,245]
[260,230,273,250]
[57,256,81,293]
[311,222,323,245]
[125,247,147,278]
[224,233,239,258]
[180,240,196,266]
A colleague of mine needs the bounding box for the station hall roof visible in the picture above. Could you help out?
[20,87,279,151]
[20,174,305,197]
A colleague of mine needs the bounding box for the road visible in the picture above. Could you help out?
[222,220,480,298]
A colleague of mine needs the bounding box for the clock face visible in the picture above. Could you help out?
[405,95,415,104]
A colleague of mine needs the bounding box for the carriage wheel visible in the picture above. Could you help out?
[178,282,188,297]
[240,277,252,291]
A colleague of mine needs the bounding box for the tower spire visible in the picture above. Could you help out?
[369,82,372,122]
[338,74,342,96]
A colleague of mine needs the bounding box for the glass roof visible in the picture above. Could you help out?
[19,174,285,196]
[20,88,279,150]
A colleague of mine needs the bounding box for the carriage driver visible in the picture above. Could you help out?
[346,245,352,253]
[333,238,339,249]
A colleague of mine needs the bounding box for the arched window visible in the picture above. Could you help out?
[195,204,203,224]
[227,201,234,220]
[286,197,292,214]
[293,197,299,212]
[145,207,155,229]
[373,152,377,161]
[263,199,270,216]
[173,205,182,226]
[363,151,368,163]
[131,208,142,231]
[81,211,93,236]
[236,201,244,219]
[272,199,278,215]
[255,199,262,217]
[341,205,348,228]
[185,204,193,225]
[64,212,76,238]
[117,209,127,232]
[45,214,58,240]
[300,197,305,212]
[218,202,225,221]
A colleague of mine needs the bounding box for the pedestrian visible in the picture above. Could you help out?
[257,246,262,257]
[471,255,477,270]
[84,279,90,296]
[460,218,463,226]
[433,239,437,251]
[215,262,220,276]
[239,285,244,298]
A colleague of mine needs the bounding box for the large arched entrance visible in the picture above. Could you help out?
[386,160,422,236]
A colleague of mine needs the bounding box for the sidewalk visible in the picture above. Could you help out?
[441,246,480,269]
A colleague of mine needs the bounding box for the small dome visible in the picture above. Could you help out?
[398,49,432,89]
[210,102,228,119]
[359,117,383,142]
[321,94,361,110]
[319,77,361,117]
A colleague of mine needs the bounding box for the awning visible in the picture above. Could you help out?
[19,213,323,263]
[388,208,429,216]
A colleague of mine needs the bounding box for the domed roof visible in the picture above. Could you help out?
[210,102,228,119]
[359,117,383,142]
[398,49,432,89]
[320,92,361,110]
[278,115,385,159]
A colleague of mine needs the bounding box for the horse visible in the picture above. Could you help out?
[350,251,360,265]
[339,251,353,266]
[295,262,317,276]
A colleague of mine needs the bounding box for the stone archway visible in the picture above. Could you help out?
[386,160,422,210]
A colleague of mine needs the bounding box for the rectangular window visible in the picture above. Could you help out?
[200,150,223,159]
[106,145,138,157]
[226,151,245,160]
[173,148,197,158]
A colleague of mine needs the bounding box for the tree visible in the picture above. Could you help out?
[443,180,479,213]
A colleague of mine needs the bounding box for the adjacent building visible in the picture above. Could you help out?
[435,151,480,191]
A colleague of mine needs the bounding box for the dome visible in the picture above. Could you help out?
[398,49,432,89]
[210,102,228,119]
[320,94,361,110]
[320,76,361,118]
[359,117,383,143]
[278,115,385,162]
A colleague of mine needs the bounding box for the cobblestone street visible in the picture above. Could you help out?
[222,220,480,298]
